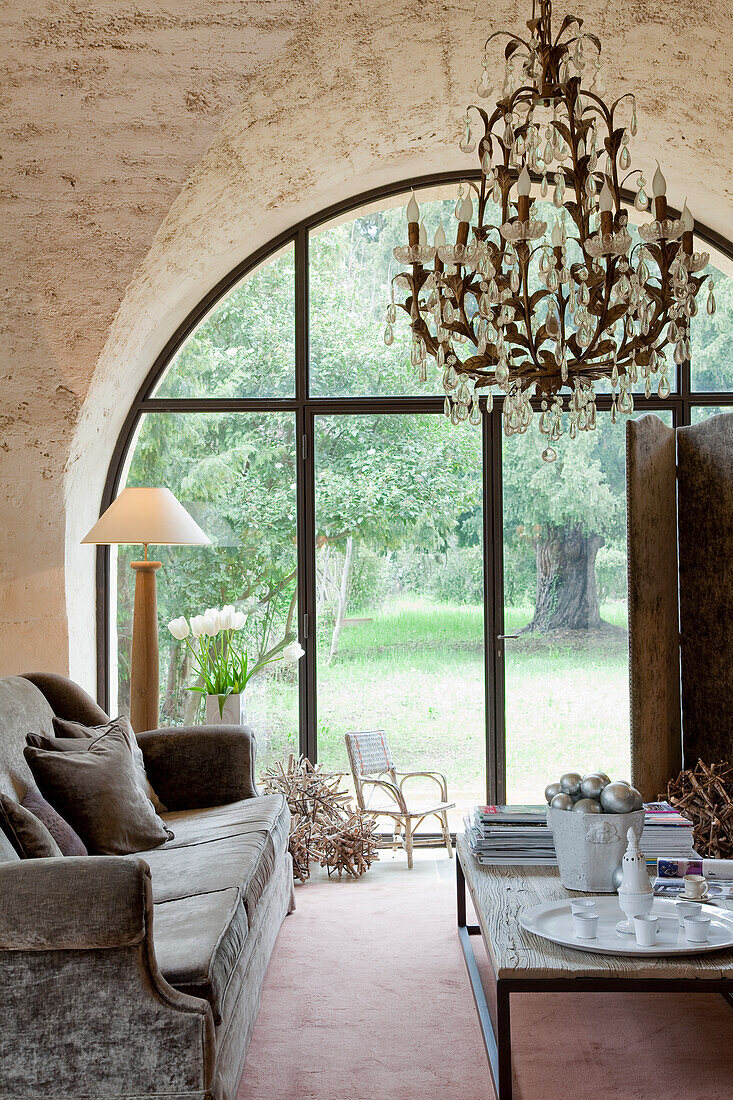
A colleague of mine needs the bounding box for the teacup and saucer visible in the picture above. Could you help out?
[681,874,709,901]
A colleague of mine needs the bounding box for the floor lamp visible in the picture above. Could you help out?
[83,487,210,733]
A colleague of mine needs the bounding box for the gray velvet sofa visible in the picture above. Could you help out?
[0,673,295,1100]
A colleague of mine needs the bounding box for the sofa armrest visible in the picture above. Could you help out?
[0,856,216,1097]
[0,855,149,950]
[137,724,259,810]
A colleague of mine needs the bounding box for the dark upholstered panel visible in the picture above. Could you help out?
[626,415,682,799]
[678,412,733,767]
[22,672,110,726]
[137,726,259,810]
[0,677,56,801]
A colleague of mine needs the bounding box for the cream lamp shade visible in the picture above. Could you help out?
[83,487,210,735]
[82,487,210,550]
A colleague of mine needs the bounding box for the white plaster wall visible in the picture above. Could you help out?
[2,0,732,695]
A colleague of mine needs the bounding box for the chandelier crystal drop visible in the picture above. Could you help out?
[386,0,710,458]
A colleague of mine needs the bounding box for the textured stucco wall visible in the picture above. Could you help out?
[2,0,732,695]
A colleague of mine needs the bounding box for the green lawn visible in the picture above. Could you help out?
[250,595,631,823]
[312,596,631,816]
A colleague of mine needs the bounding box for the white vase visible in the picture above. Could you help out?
[548,806,645,893]
[205,693,247,726]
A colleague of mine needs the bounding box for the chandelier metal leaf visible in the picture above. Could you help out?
[386,0,714,459]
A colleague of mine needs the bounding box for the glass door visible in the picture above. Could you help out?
[313,412,485,828]
[500,414,640,803]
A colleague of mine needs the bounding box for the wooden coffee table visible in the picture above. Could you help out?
[456,833,733,1100]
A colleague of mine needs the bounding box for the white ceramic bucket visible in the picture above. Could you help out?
[548,806,645,893]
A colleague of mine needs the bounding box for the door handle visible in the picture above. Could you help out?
[496,634,519,640]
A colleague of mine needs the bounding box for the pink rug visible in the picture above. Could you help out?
[237,861,733,1099]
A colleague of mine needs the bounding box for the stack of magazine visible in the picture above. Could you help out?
[641,802,697,865]
[465,801,696,868]
[465,805,556,866]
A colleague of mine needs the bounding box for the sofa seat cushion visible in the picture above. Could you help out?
[153,887,248,1023]
[143,794,290,920]
[160,794,287,848]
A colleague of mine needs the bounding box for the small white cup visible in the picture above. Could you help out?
[573,912,599,940]
[682,874,709,900]
[676,900,702,928]
[570,898,598,915]
[684,914,712,943]
[633,914,659,947]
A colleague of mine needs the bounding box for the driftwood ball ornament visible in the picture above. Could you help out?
[666,760,733,859]
[600,782,637,814]
[572,797,603,814]
[580,774,608,800]
[261,755,379,881]
[545,782,562,803]
[550,793,575,811]
[560,772,583,796]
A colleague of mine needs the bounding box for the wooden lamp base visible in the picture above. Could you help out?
[129,559,162,734]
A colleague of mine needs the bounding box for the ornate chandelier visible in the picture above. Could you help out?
[386,0,714,459]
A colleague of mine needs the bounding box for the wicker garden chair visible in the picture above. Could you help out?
[344,730,455,869]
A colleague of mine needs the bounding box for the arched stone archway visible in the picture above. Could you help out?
[2,0,731,691]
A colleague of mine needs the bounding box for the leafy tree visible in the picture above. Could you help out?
[120,410,299,722]
[689,264,733,393]
[502,417,627,632]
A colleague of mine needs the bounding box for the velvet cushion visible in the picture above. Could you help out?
[0,792,62,858]
[52,715,166,812]
[26,732,106,751]
[21,787,88,856]
[24,728,173,855]
[153,887,248,1024]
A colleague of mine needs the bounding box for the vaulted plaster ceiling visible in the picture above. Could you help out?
[1,0,732,683]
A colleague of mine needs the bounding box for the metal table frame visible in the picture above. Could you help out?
[457,855,733,1100]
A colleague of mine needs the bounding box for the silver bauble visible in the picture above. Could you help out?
[545,782,562,804]
[600,782,636,814]
[596,773,612,787]
[570,790,584,802]
[559,772,582,796]
[580,774,606,800]
[550,793,575,811]
[611,863,624,890]
[571,797,604,814]
[629,787,644,811]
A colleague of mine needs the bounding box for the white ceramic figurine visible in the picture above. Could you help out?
[616,827,653,933]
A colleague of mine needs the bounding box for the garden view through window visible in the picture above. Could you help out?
[113,182,733,827]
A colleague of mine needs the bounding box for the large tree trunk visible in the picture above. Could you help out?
[523,524,606,633]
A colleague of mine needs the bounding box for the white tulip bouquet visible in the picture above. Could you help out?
[168,604,304,716]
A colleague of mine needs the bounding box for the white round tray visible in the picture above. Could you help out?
[519,896,733,957]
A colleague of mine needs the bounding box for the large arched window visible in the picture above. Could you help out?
[105,175,733,822]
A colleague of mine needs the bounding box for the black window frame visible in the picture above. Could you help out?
[98,170,733,804]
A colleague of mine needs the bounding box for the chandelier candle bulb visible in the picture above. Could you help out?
[652,162,667,221]
[406,192,420,248]
[456,192,473,247]
[516,164,532,222]
[681,200,694,256]
[599,178,614,235]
